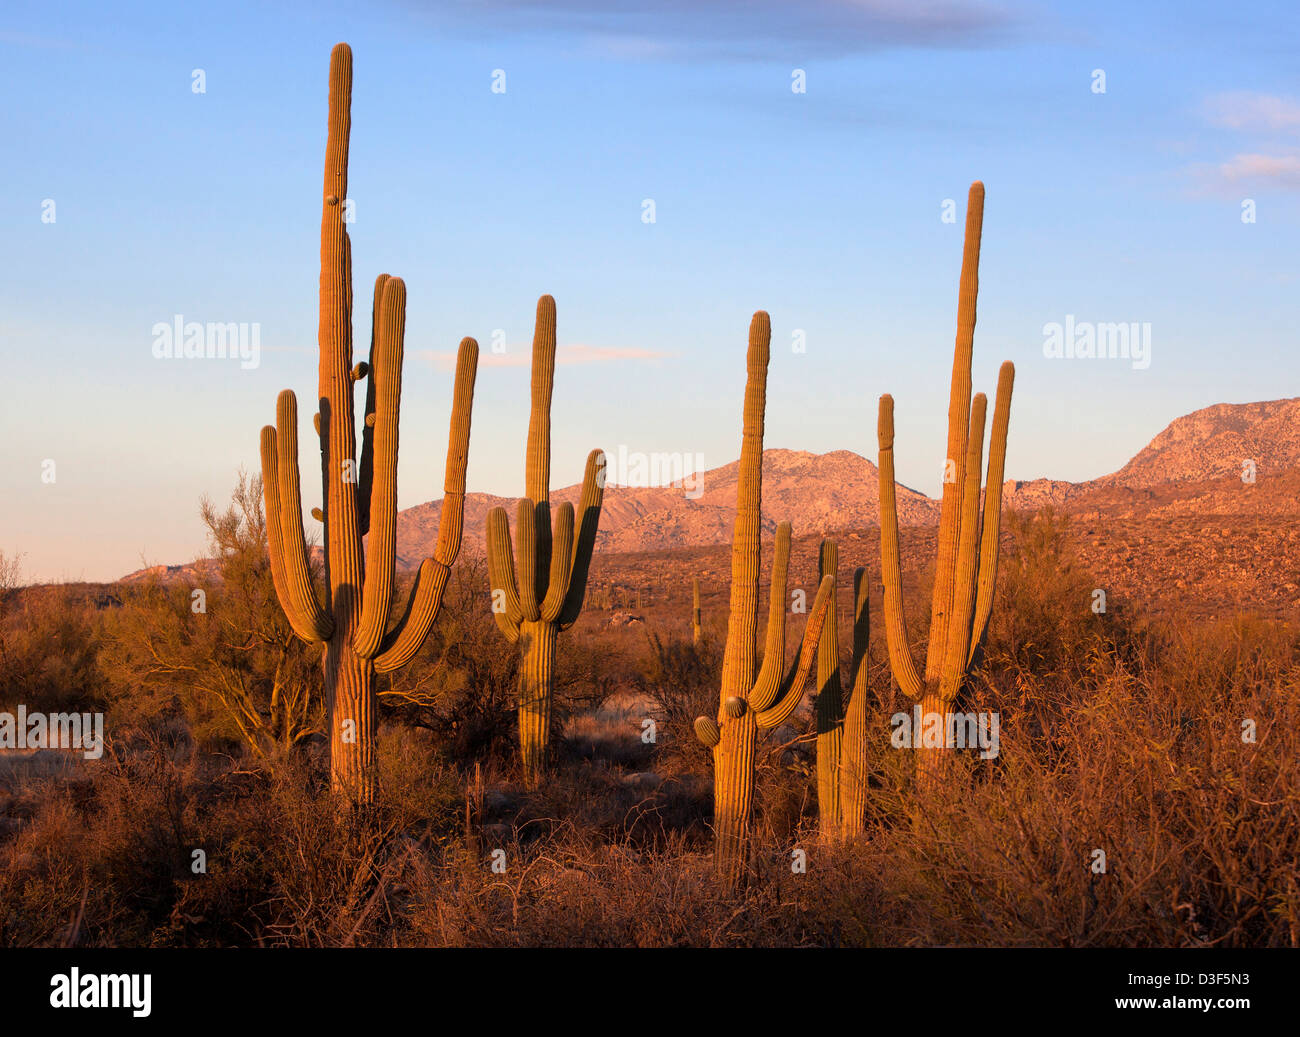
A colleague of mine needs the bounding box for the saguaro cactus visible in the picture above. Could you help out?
[693,312,833,883]
[812,541,872,837]
[692,577,703,645]
[876,181,1014,786]
[486,296,605,787]
[259,43,479,803]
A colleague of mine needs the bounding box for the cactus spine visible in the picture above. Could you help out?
[813,541,872,836]
[692,577,702,644]
[876,181,1014,786]
[693,312,834,884]
[259,44,479,803]
[486,296,605,787]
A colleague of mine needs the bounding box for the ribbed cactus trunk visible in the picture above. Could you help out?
[517,619,557,784]
[838,567,871,836]
[713,712,758,876]
[325,643,376,801]
[259,44,478,805]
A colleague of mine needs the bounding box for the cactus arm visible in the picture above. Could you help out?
[354,276,405,658]
[837,565,872,836]
[487,506,524,636]
[814,540,844,827]
[356,273,389,538]
[524,297,558,603]
[433,337,479,566]
[968,361,1014,666]
[515,498,542,622]
[815,539,844,710]
[540,502,574,622]
[876,394,923,700]
[849,566,870,694]
[272,390,334,641]
[261,426,330,643]
[940,393,987,702]
[369,337,479,670]
[373,558,450,672]
[755,573,834,730]
[557,449,606,629]
[748,521,792,713]
[925,181,983,682]
[259,426,292,612]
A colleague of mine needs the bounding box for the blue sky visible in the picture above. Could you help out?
[2,0,1298,581]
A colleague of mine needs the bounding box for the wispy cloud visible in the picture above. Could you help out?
[1189,91,1300,193]
[437,0,1022,60]
[423,343,674,371]
[1203,91,1300,132]
[1215,152,1300,187]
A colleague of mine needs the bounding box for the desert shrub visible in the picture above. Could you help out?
[379,556,521,769]
[0,723,464,948]
[99,474,321,760]
[986,507,1122,682]
[642,631,721,773]
[0,585,107,715]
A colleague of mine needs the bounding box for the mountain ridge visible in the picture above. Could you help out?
[120,397,1300,580]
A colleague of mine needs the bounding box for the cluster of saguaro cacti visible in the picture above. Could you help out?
[486,296,605,788]
[693,312,833,883]
[812,541,872,837]
[876,181,1014,786]
[259,43,479,803]
[691,577,703,645]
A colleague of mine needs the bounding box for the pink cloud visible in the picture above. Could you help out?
[1203,92,1300,132]
[1216,152,1300,186]
[424,344,673,371]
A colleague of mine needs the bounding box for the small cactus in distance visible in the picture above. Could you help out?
[259,44,479,803]
[876,181,1014,787]
[486,296,605,788]
[693,311,833,884]
[692,577,703,644]
[812,541,872,837]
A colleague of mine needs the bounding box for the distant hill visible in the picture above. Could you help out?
[118,398,1300,581]
[1002,398,1300,519]
[395,448,939,565]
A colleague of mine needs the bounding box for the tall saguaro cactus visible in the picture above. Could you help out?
[876,181,1014,786]
[813,541,872,837]
[486,296,605,787]
[693,312,833,884]
[260,43,479,803]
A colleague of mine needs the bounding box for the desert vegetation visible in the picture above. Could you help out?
[2,499,1297,946]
